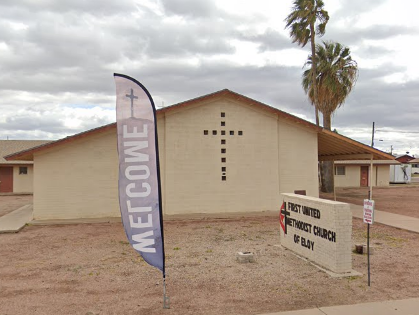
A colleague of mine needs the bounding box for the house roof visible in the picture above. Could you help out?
[395,154,414,161]
[1,140,51,165]
[317,129,394,161]
[408,158,419,164]
[5,89,395,162]
[335,160,400,165]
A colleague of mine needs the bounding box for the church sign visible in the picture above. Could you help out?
[280,193,352,274]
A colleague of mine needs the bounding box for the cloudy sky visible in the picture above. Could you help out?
[0,0,418,156]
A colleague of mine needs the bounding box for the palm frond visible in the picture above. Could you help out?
[302,41,358,115]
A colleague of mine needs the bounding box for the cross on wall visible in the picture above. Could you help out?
[203,112,244,181]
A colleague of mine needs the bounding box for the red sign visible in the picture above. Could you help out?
[363,199,375,224]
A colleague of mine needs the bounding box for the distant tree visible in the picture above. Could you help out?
[285,0,329,126]
[302,41,358,193]
[302,41,358,130]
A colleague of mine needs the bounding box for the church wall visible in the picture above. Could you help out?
[33,128,120,220]
[277,120,319,197]
[162,98,280,215]
[31,97,321,220]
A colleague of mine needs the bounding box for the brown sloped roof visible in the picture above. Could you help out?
[159,89,320,131]
[1,140,51,164]
[4,123,116,161]
[335,160,400,165]
[5,89,395,162]
[318,129,394,161]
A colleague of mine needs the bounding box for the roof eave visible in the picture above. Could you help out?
[5,123,117,161]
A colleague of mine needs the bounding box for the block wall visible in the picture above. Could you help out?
[280,193,352,274]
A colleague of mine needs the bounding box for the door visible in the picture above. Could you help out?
[0,167,13,193]
[360,166,369,187]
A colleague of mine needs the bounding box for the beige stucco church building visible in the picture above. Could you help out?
[7,90,393,221]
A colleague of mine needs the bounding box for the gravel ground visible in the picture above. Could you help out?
[320,185,419,218]
[1,216,419,315]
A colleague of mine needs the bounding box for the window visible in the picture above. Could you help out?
[222,175,226,181]
[238,131,243,136]
[203,130,208,135]
[221,148,226,154]
[19,167,28,175]
[221,130,226,135]
[212,130,217,135]
[221,112,225,117]
[230,130,234,135]
[221,139,226,145]
[221,121,225,126]
[222,167,226,172]
[221,157,226,163]
[335,166,346,176]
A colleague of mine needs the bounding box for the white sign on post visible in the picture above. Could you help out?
[363,199,375,224]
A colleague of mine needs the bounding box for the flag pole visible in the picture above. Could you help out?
[163,274,170,308]
[114,73,169,309]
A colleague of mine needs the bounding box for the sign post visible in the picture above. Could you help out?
[363,199,375,286]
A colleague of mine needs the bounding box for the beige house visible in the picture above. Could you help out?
[0,140,50,193]
[408,158,419,174]
[6,90,394,220]
[334,160,400,188]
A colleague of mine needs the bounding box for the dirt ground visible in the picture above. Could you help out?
[320,185,419,218]
[1,215,419,315]
[1,187,419,314]
[0,194,33,217]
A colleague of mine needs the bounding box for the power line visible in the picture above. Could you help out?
[375,129,419,134]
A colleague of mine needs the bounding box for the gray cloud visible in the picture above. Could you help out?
[160,0,217,18]
[237,28,294,52]
[357,45,395,58]
[332,0,387,23]
[324,25,417,47]
[0,0,135,16]
[0,0,417,155]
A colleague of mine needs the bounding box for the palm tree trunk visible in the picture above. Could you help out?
[320,112,334,193]
[310,22,319,126]
[323,111,332,130]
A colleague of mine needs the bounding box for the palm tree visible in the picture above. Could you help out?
[302,41,358,193]
[302,41,358,130]
[285,0,329,126]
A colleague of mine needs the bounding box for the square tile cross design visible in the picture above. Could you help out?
[203,112,244,181]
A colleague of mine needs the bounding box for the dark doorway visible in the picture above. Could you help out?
[360,166,369,187]
[0,167,13,193]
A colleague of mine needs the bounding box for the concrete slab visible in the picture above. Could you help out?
[259,298,419,315]
[30,217,122,225]
[383,298,419,314]
[320,302,397,315]
[258,308,325,315]
[0,204,33,233]
[320,298,419,315]
[350,204,419,234]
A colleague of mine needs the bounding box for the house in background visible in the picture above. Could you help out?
[6,90,394,221]
[0,140,50,193]
[334,160,400,187]
[408,158,419,174]
[395,154,415,163]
